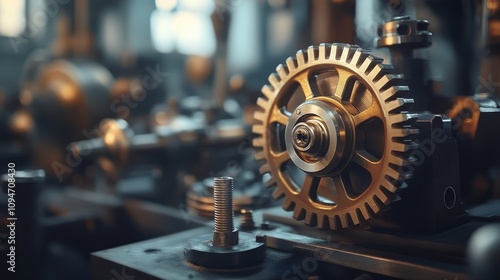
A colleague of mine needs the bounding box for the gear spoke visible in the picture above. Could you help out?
[299,174,320,197]
[352,150,381,177]
[353,100,381,126]
[294,70,317,100]
[334,69,355,100]
[270,107,290,126]
[332,176,350,205]
[270,150,290,166]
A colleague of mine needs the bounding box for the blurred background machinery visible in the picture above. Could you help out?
[0,0,499,280]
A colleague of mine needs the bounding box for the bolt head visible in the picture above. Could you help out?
[213,228,239,247]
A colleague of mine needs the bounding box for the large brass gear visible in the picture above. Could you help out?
[252,43,418,230]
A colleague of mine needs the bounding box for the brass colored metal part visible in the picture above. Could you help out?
[252,43,417,229]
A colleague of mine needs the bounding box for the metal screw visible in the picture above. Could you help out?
[212,177,238,247]
[294,125,311,148]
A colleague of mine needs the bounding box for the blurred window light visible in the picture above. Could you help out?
[151,0,216,56]
[0,0,26,37]
[227,0,259,73]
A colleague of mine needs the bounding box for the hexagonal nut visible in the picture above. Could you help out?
[212,228,239,247]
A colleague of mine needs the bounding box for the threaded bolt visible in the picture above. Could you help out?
[212,177,238,247]
[240,209,255,230]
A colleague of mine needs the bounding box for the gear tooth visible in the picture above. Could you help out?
[261,85,274,99]
[255,151,265,160]
[293,207,306,220]
[319,215,330,229]
[259,163,270,174]
[305,211,318,227]
[330,43,342,60]
[385,98,404,111]
[296,50,307,66]
[339,214,349,229]
[363,202,375,219]
[386,98,413,112]
[373,72,401,89]
[374,192,390,208]
[282,197,295,211]
[268,73,281,89]
[286,57,297,71]
[399,181,409,189]
[381,179,398,193]
[272,187,285,200]
[307,45,318,61]
[349,211,360,226]
[254,111,265,122]
[389,113,418,125]
[276,64,289,80]
[388,154,409,167]
[375,189,391,206]
[380,86,410,101]
[340,44,351,62]
[391,128,419,137]
[252,124,264,134]
[359,56,376,74]
[328,218,335,230]
[355,208,366,223]
[318,43,330,59]
[336,44,349,60]
[352,49,371,68]
[252,138,264,148]
[263,176,276,187]
[272,187,284,198]
[368,197,381,213]
[386,166,408,182]
[359,207,369,221]
[373,64,394,78]
[391,142,412,152]
[256,97,268,109]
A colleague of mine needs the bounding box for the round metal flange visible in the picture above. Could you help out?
[377,16,432,48]
[184,232,266,268]
[284,99,348,176]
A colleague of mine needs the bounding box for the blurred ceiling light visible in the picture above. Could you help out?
[0,0,26,37]
[151,0,216,56]
[156,0,178,11]
[173,11,215,56]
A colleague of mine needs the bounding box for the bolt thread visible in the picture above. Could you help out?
[213,177,233,233]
